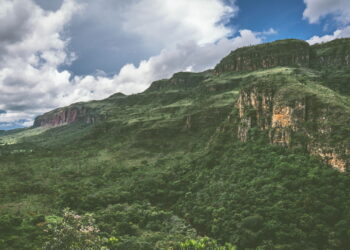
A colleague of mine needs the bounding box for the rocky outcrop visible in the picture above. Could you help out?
[185,115,192,129]
[215,39,310,73]
[147,72,209,92]
[236,82,350,171]
[308,145,348,172]
[310,38,350,69]
[237,84,275,141]
[215,38,350,74]
[33,105,98,128]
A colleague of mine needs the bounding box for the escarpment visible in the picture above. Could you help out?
[215,39,310,73]
[236,81,350,171]
[147,71,209,92]
[215,38,350,74]
[29,38,350,172]
[310,38,350,68]
[33,105,99,128]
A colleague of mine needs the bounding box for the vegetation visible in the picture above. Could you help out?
[1,39,350,249]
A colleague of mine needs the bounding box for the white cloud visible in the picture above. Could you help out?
[303,0,350,44]
[307,26,350,44]
[123,0,238,47]
[82,29,263,96]
[303,0,350,24]
[0,0,81,125]
[60,29,263,103]
[259,28,278,36]
[0,0,274,129]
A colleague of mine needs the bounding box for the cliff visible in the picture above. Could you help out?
[236,79,350,171]
[33,105,99,128]
[310,38,350,69]
[146,71,210,92]
[215,39,310,73]
[29,38,350,171]
[215,38,350,74]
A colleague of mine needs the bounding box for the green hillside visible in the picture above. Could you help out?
[1,39,350,249]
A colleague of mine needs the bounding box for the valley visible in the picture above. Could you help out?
[1,39,350,249]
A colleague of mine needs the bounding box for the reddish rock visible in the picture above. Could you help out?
[33,106,97,128]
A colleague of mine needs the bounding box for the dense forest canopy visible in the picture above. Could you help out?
[1,39,350,249]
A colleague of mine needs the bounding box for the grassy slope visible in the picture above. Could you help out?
[1,66,350,249]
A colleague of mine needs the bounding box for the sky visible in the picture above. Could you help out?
[0,0,350,130]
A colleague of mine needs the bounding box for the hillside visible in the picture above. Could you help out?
[1,39,350,249]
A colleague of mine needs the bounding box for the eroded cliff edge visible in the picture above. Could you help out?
[235,80,350,171]
[30,38,350,172]
[33,105,99,128]
[33,38,350,129]
[215,38,350,73]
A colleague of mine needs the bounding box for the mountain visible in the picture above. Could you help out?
[32,38,350,171]
[1,39,350,249]
[215,38,350,73]
[235,70,350,171]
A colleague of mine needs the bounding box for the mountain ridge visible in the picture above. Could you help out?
[215,38,350,73]
[2,38,350,249]
[22,38,350,170]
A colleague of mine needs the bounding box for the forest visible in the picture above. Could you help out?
[1,39,350,249]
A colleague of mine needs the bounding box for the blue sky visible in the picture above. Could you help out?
[235,0,339,42]
[0,0,349,130]
[236,0,314,41]
[66,0,341,76]
[49,0,349,76]
[39,0,346,76]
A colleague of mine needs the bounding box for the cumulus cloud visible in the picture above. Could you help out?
[303,0,350,24]
[303,0,350,44]
[0,111,34,129]
[0,0,80,126]
[0,0,273,129]
[73,29,263,96]
[62,0,151,76]
[307,26,350,44]
[259,28,278,36]
[123,0,238,47]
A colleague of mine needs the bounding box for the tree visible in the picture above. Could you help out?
[43,208,104,250]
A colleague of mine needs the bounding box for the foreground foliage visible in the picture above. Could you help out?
[2,134,350,249]
[43,208,103,250]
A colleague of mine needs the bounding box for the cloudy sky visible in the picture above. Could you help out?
[0,0,349,129]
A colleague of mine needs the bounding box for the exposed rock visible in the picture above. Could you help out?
[185,115,192,129]
[215,38,350,74]
[310,38,350,68]
[147,71,209,92]
[236,82,349,171]
[215,39,310,73]
[236,84,275,142]
[33,105,99,128]
[308,145,347,172]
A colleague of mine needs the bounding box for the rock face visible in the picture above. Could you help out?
[33,106,98,128]
[236,82,350,171]
[310,38,350,68]
[215,38,350,74]
[215,39,310,73]
[30,38,350,170]
[147,72,209,92]
[217,38,350,171]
